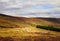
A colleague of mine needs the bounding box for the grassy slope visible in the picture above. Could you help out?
[0,14,60,41]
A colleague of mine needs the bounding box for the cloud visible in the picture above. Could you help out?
[0,0,60,18]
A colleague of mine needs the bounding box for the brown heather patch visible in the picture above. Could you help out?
[0,36,60,41]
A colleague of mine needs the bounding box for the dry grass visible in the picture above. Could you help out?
[0,36,60,41]
[0,14,60,41]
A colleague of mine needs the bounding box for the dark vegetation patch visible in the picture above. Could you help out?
[0,36,60,41]
[36,25,60,32]
[0,37,14,41]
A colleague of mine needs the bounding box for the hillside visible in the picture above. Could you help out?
[0,14,60,28]
[0,14,60,41]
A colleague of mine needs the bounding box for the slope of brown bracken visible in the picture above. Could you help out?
[0,14,60,41]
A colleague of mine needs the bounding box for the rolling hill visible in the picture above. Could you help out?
[0,14,60,41]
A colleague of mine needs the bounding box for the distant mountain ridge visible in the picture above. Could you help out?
[0,14,60,28]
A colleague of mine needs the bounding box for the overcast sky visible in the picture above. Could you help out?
[0,0,60,18]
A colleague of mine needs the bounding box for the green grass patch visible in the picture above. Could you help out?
[36,25,60,32]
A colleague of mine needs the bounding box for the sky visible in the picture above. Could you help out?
[0,0,60,18]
